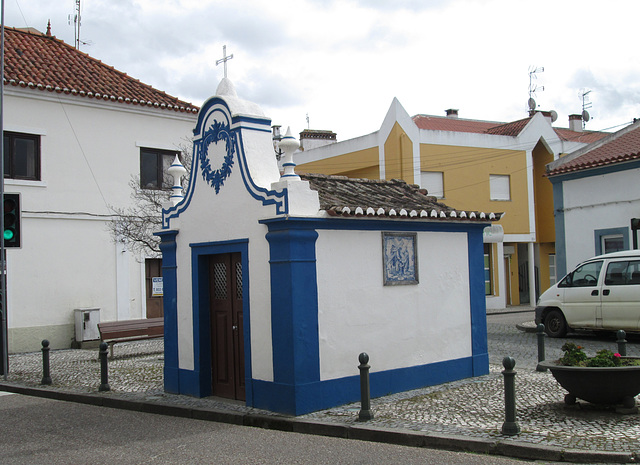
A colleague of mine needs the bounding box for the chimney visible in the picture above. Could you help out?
[569,114,583,132]
[299,129,337,151]
[445,109,459,118]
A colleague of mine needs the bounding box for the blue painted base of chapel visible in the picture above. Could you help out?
[165,354,488,416]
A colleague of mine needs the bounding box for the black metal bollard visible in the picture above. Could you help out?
[617,330,627,356]
[41,340,52,385]
[99,342,110,392]
[357,352,373,421]
[536,323,547,372]
[501,356,520,436]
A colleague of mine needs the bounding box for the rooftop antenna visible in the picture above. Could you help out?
[579,89,593,129]
[527,66,544,115]
[68,0,81,49]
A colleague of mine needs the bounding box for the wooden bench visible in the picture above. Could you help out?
[98,317,164,357]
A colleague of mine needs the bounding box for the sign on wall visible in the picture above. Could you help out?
[152,277,164,297]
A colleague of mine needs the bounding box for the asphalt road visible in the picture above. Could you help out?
[0,392,536,465]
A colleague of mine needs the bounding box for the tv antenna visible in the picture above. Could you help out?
[68,0,91,49]
[579,89,593,129]
[527,66,544,114]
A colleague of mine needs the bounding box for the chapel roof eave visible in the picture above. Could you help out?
[300,173,503,223]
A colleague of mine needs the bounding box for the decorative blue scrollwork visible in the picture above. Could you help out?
[199,121,235,194]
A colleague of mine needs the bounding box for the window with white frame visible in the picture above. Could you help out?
[489,174,510,201]
[420,171,444,198]
[549,254,557,285]
[4,131,40,181]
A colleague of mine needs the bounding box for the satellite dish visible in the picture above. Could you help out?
[528,98,537,111]
[550,110,558,123]
[582,110,590,122]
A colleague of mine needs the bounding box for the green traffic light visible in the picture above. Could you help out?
[3,229,14,241]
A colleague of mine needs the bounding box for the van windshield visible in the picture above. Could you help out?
[558,261,603,288]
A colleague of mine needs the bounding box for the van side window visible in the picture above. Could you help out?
[605,260,640,285]
[558,261,602,288]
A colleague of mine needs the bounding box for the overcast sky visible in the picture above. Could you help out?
[7,0,640,140]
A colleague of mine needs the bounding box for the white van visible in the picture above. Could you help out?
[535,250,640,337]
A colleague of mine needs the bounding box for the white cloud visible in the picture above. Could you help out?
[6,0,640,139]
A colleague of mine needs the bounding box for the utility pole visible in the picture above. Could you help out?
[0,0,8,379]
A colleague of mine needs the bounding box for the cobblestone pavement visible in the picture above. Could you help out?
[3,310,640,459]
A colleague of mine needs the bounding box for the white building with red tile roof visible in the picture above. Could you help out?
[2,27,197,353]
[547,119,640,276]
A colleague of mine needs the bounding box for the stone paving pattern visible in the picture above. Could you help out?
[4,314,640,455]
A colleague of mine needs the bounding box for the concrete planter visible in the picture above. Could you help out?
[538,360,640,408]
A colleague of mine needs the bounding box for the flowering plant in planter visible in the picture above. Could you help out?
[559,342,640,367]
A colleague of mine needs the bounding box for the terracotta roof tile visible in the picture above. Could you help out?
[485,118,531,136]
[553,127,609,144]
[4,27,199,114]
[412,114,609,142]
[412,115,499,133]
[301,173,502,221]
[548,122,640,176]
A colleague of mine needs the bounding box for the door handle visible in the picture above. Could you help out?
[603,289,610,296]
[232,325,238,331]
[591,290,599,296]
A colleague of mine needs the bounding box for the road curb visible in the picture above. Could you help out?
[0,381,634,464]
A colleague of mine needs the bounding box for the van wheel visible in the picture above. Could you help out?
[544,310,567,337]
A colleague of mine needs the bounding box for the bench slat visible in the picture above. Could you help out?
[97,318,164,357]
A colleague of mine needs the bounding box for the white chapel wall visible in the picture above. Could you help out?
[315,229,472,380]
[169,120,279,379]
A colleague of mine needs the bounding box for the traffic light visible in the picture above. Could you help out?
[3,193,21,248]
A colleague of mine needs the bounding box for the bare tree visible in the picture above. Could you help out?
[107,138,192,255]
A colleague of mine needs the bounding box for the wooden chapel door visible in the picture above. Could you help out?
[209,253,245,400]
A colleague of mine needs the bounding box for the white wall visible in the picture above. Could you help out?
[562,168,640,270]
[315,229,472,380]
[5,89,196,352]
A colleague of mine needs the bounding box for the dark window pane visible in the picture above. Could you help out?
[3,135,8,176]
[14,138,36,178]
[140,151,160,188]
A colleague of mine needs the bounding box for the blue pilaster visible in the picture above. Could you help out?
[155,229,180,393]
[467,228,489,375]
[263,226,320,415]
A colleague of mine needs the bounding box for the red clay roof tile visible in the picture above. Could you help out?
[4,27,199,114]
[412,114,609,143]
[412,115,499,133]
[548,123,640,176]
[301,173,502,221]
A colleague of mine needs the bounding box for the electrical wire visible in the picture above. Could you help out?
[57,96,110,209]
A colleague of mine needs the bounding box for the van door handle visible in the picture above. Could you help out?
[591,290,599,296]
[603,289,610,296]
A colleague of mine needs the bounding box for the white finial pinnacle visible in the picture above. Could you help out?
[167,155,187,205]
[279,127,300,180]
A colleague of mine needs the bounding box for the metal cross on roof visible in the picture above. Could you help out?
[216,45,234,79]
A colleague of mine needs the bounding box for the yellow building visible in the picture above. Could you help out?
[295,100,607,309]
